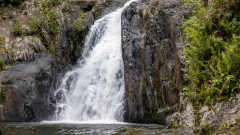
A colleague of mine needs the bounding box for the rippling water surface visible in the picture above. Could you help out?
[0,122,164,135]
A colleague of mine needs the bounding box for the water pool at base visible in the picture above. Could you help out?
[0,122,164,135]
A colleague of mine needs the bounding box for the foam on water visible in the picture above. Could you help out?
[42,120,127,125]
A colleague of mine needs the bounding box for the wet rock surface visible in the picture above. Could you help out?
[0,54,53,121]
[122,0,190,124]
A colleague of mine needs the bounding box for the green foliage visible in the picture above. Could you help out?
[0,58,6,71]
[12,0,62,53]
[49,11,61,35]
[236,117,240,126]
[41,0,61,36]
[12,20,24,36]
[182,0,240,104]
[74,18,84,32]
[0,36,3,44]
[41,0,61,8]
[2,13,7,20]
[194,123,214,135]
[27,17,44,35]
[172,121,179,129]
[74,12,87,33]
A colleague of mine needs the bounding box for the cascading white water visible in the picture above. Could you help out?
[54,0,138,123]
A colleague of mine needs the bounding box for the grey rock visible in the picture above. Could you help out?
[200,111,216,126]
[180,102,195,128]
[122,0,190,124]
[199,93,240,128]
[199,106,209,114]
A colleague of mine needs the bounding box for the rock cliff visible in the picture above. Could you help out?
[122,0,190,124]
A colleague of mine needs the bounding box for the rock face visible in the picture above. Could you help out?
[168,93,240,132]
[0,0,84,121]
[168,93,195,128]
[0,54,53,121]
[122,0,190,124]
[200,93,240,127]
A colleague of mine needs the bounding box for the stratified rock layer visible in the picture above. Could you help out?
[122,0,190,124]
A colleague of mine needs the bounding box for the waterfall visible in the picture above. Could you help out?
[54,0,138,123]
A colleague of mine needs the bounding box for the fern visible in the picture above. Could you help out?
[182,0,240,103]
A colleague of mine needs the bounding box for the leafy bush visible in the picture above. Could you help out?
[74,13,86,33]
[41,0,61,37]
[182,0,240,104]
[27,17,44,35]
[12,20,24,36]
[41,0,61,8]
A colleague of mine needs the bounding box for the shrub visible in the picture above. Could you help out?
[27,17,44,35]
[182,0,240,103]
[41,0,61,8]
[12,20,24,36]
[41,0,61,37]
[74,18,85,32]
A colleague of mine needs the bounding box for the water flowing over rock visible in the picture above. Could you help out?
[0,0,124,122]
[54,0,138,122]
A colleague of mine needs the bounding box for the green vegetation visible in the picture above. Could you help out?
[182,0,240,105]
[194,123,214,135]
[41,0,61,36]
[172,121,179,129]
[74,18,84,33]
[41,0,61,7]
[74,11,88,33]
[0,58,6,71]
[12,20,24,36]
[0,36,3,44]
[213,117,240,134]
[12,0,62,53]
